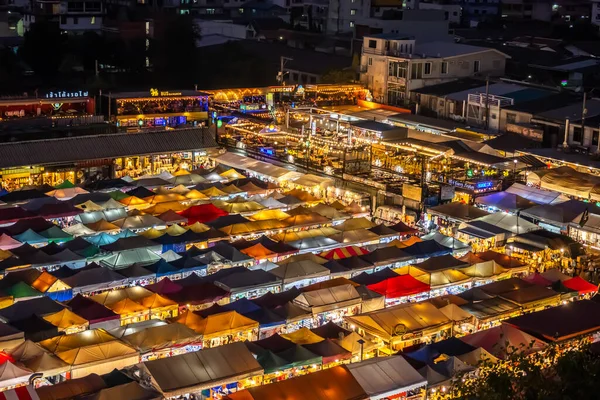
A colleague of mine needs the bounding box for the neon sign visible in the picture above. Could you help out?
[44,90,89,99]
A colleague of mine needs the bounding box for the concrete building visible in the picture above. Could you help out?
[22,0,104,33]
[359,33,509,105]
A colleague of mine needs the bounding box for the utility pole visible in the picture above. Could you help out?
[484,77,490,130]
[278,56,293,85]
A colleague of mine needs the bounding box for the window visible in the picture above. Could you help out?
[593,130,599,146]
[441,61,448,74]
[453,11,458,16]
[473,60,480,73]
[145,21,150,35]
[73,17,78,24]
[349,21,355,28]
[91,16,95,24]
[368,57,373,66]
[506,113,516,124]
[573,126,583,143]
[424,62,432,75]
[239,8,244,13]
[350,9,356,15]
[368,40,377,49]
[411,63,423,79]
[206,8,215,13]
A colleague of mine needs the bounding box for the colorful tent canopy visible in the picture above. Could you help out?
[43,309,89,331]
[320,246,369,260]
[367,274,431,299]
[178,204,229,224]
[459,324,547,359]
[563,276,598,295]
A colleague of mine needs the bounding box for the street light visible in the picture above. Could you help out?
[513,159,518,181]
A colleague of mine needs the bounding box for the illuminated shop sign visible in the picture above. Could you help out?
[44,90,89,99]
[150,88,183,97]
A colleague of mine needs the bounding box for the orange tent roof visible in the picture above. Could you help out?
[172,310,205,332]
[138,293,178,309]
[240,243,276,259]
[281,328,324,345]
[144,193,188,204]
[119,196,149,207]
[107,298,149,315]
[391,236,423,248]
[43,309,88,330]
[85,219,120,232]
[193,311,258,337]
[184,189,209,200]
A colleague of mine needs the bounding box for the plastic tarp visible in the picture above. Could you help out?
[346,302,452,341]
[138,342,263,397]
[563,276,598,295]
[346,356,426,398]
[527,166,600,200]
[0,234,22,250]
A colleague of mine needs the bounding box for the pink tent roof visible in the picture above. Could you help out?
[0,234,22,250]
[522,273,552,287]
[145,278,183,295]
[563,276,598,295]
[460,324,547,359]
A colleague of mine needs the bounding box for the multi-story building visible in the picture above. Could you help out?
[594,0,600,26]
[360,33,509,105]
[22,0,104,33]
[327,0,370,33]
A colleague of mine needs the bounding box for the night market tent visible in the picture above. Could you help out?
[474,192,537,212]
[390,236,422,248]
[39,226,73,243]
[321,246,369,260]
[311,203,347,220]
[43,309,89,332]
[470,213,541,234]
[10,315,60,342]
[65,295,120,330]
[3,281,42,300]
[220,169,246,180]
[144,201,189,215]
[157,209,187,225]
[344,201,366,215]
[411,254,469,273]
[402,240,453,258]
[112,215,165,230]
[275,344,322,368]
[259,197,286,209]
[0,323,24,350]
[221,184,245,195]
[458,259,508,279]
[170,173,208,186]
[108,320,167,340]
[256,350,292,373]
[46,187,89,200]
[216,201,265,214]
[190,311,259,338]
[0,234,21,250]
[90,286,153,306]
[117,196,151,210]
[459,323,547,359]
[345,302,452,342]
[227,365,368,400]
[367,274,431,299]
[281,328,325,345]
[304,339,352,364]
[420,232,470,252]
[132,177,172,188]
[62,268,128,294]
[202,171,228,182]
[527,166,600,200]
[100,248,161,268]
[294,284,362,314]
[7,340,69,376]
[85,232,118,246]
[310,321,350,339]
[328,229,381,245]
[289,236,339,252]
[183,189,209,200]
[0,297,64,323]
[563,276,598,295]
[126,187,154,199]
[135,342,263,398]
[64,224,96,236]
[269,260,330,285]
[505,183,569,205]
[38,329,140,378]
[238,182,265,194]
[346,356,427,399]
[77,209,128,224]
[475,251,528,271]
[541,268,572,282]
[122,323,201,353]
[14,229,47,245]
[438,303,474,322]
[248,209,290,221]
[84,382,162,400]
[179,204,228,224]
[336,217,376,232]
[457,347,499,366]
[428,202,489,222]
[0,361,33,388]
[200,187,229,198]
[143,193,188,205]
[100,198,127,210]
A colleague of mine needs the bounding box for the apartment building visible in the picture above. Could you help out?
[22,0,104,33]
[359,33,509,105]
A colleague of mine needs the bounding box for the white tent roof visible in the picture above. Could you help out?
[0,361,32,388]
[160,250,182,262]
[76,209,128,224]
[213,152,302,181]
[64,223,97,237]
[473,213,539,234]
[505,183,569,205]
[347,356,427,399]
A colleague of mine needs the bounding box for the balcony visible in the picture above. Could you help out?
[363,47,410,58]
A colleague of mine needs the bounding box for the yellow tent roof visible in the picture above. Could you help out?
[428,270,471,287]
[173,169,191,176]
[140,228,166,239]
[249,209,290,221]
[0,249,12,261]
[43,309,88,330]
[147,201,189,215]
[219,222,261,236]
[240,243,276,259]
[39,329,117,353]
[217,201,265,214]
[391,236,423,248]
[221,185,244,194]
[144,193,188,204]
[165,224,188,236]
[185,189,209,200]
[169,184,190,195]
[107,298,149,315]
[138,293,178,309]
[281,328,324,345]
[172,310,205,332]
[335,217,376,232]
[220,169,246,180]
[91,286,154,306]
[85,219,120,233]
[119,196,150,207]
[194,311,258,337]
[75,200,105,212]
[329,201,347,210]
[55,341,138,366]
[187,222,210,233]
[201,187,228,198]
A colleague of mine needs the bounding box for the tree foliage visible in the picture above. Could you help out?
[320,69,356,84]
[19,21,67,79]
[435,341,600,400]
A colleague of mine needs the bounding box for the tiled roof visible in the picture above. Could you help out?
[0,128,217,169]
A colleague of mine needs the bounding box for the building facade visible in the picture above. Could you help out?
[359,33,508,105]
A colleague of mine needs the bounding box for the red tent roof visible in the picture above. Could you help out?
[367,274,430,299]
[563,276,598,295]
[145,277,184,295]
[522,273,552,287]
[0,352,14,365]
[178,204,229,224]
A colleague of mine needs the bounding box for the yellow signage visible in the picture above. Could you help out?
[149,89,182,97]
[150,88,159,97]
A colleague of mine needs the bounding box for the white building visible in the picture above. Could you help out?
[360,33,509,105]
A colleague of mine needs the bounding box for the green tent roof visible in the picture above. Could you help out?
[257,350,293,374]
[39,226,73,243]
[6,281,42,299]
[75,245,101,258]
[54,180,76,189]
[108,191,130,201]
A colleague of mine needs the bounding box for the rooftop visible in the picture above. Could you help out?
[414,41,509,59]
[364,33,414,40]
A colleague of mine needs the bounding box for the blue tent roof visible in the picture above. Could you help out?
[85,233,118,247]
[402,240,452,258]
[144,259,180,277]
[114,229,137,239]
[13,229,48,245]
[224,298,261,315]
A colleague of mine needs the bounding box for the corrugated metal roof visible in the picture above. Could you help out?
[0,128,217,169]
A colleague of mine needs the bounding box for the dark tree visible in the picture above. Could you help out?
[19,21,66,79]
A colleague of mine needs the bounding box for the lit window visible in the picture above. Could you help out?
[91,16,95,24]
[350,9,356,15]
[349,21,355,27]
